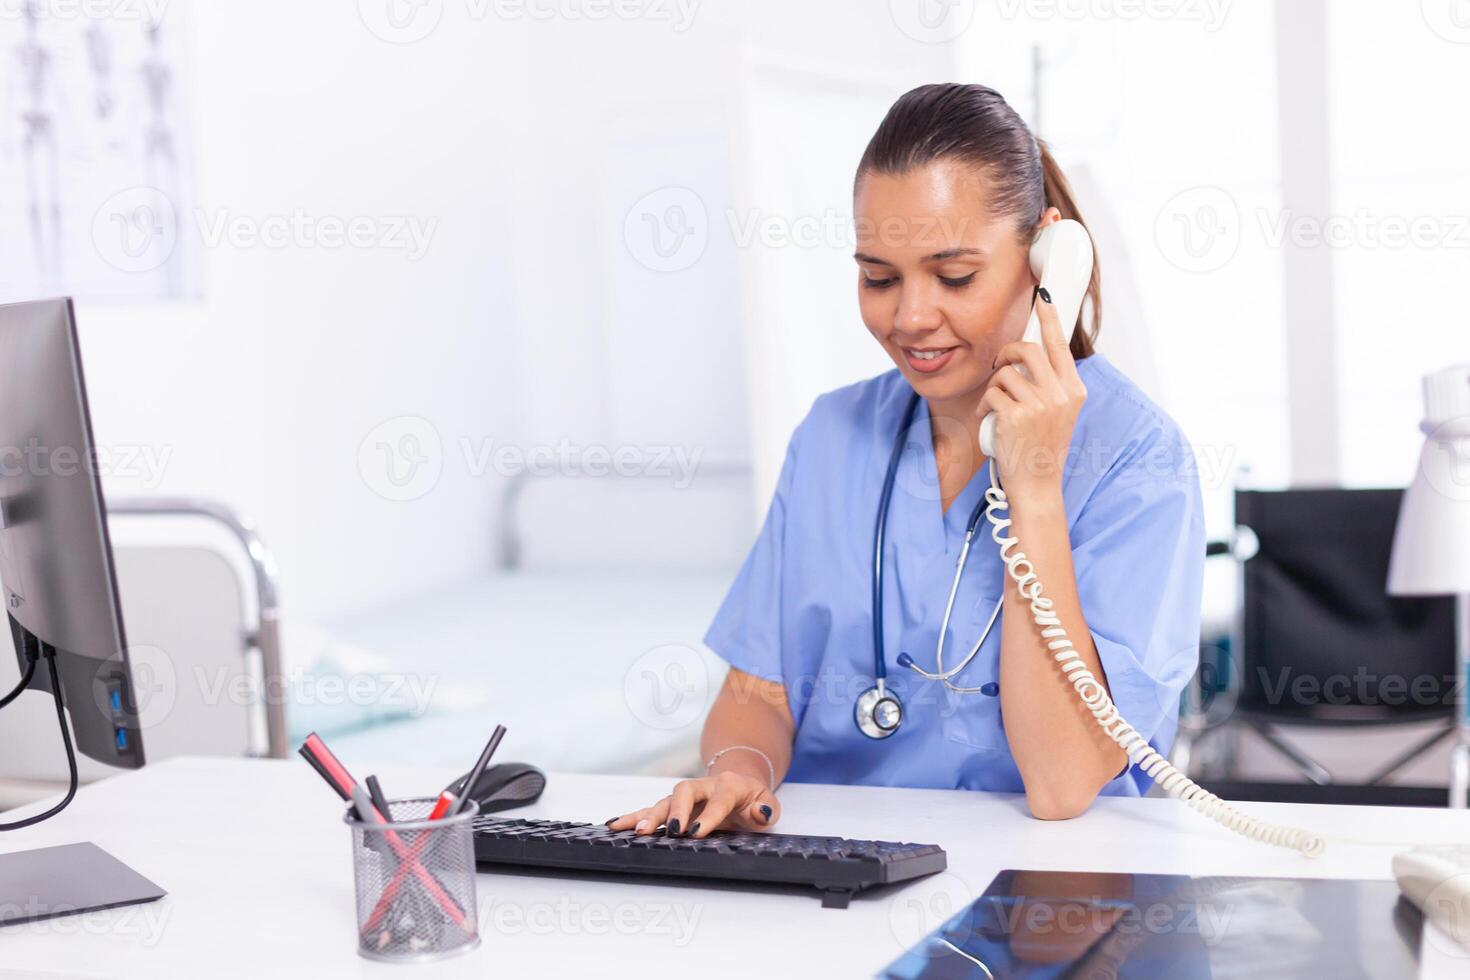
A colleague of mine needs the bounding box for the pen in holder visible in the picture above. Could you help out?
[345,797,481,962]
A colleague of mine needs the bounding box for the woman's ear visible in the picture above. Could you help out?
[1023,208,1066,287]
[1033,206,1063,235]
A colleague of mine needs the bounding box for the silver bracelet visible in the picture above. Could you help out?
[705,745,776,791]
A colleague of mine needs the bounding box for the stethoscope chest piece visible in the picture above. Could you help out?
[854,683,903,739]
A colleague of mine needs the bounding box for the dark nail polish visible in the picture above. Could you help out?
[1037,286,1053,304]
[667,818,680,836]
[604,818,617,827]
[688,821,700,837]
[759,804,773,822]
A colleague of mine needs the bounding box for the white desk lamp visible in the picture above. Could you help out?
[1387,364,1470,809]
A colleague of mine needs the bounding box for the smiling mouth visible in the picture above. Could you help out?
[900,345,959,373]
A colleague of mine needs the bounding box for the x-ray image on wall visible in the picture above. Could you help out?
[1,2,199,302]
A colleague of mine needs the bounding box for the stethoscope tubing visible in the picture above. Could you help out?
[873,391,1001,695]
[870,392,921,683]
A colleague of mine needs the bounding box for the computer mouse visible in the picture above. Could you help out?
[445,762,546,813]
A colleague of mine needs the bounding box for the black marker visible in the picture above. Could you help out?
[450,724,506,816]
[365,774,393,822]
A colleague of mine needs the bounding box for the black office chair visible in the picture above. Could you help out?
[1178,488,1460,807]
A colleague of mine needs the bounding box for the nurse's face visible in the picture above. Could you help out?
[854,160,1043,408]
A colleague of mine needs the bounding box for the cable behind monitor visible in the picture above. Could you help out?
[0,637,80,831]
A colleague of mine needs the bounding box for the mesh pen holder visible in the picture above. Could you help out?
[345,797,481,962]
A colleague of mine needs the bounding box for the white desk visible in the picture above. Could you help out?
[2,757,1467,978]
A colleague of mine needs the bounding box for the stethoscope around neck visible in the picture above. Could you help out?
[854,391,1005,740]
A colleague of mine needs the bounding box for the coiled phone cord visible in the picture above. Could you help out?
[982,460,1326,858]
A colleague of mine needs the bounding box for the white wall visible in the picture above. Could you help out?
[498,4,954,532]
[75,1,534,624]
[1327,4,1470,487]
[65,1,955,622]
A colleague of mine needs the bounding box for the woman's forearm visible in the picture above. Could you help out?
[699,668,796,788]
[997,486,1128,819]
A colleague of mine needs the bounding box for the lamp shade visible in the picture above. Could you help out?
[1387,365,1470,596]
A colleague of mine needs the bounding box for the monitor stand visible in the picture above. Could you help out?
[0,643,165,923]
[0,841,166,925]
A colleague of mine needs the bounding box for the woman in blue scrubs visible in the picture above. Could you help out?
[609,83,1203,838]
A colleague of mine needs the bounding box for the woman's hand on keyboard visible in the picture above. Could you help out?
[605,771,781,838]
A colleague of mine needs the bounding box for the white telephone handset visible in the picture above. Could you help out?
[975,219,1324,856]
[978,218,1094,458]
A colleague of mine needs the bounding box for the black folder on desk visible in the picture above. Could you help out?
[880,869,1420,979]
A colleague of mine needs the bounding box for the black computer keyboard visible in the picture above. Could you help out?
[471,816,947,908]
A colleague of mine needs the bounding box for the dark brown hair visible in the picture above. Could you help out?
[856,82,1100,359]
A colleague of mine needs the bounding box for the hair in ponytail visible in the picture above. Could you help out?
[856,83,1101,360]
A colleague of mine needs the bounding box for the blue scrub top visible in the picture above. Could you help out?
[704,354,1205,796]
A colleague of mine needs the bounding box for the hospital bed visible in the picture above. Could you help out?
[0,497,286,809]
[320,464,750,778]
[316,569,733,777]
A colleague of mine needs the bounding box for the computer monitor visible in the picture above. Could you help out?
[0,297,144,769]
[0,298,163,924]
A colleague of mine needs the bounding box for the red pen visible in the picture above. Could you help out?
[429,791,456,820]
